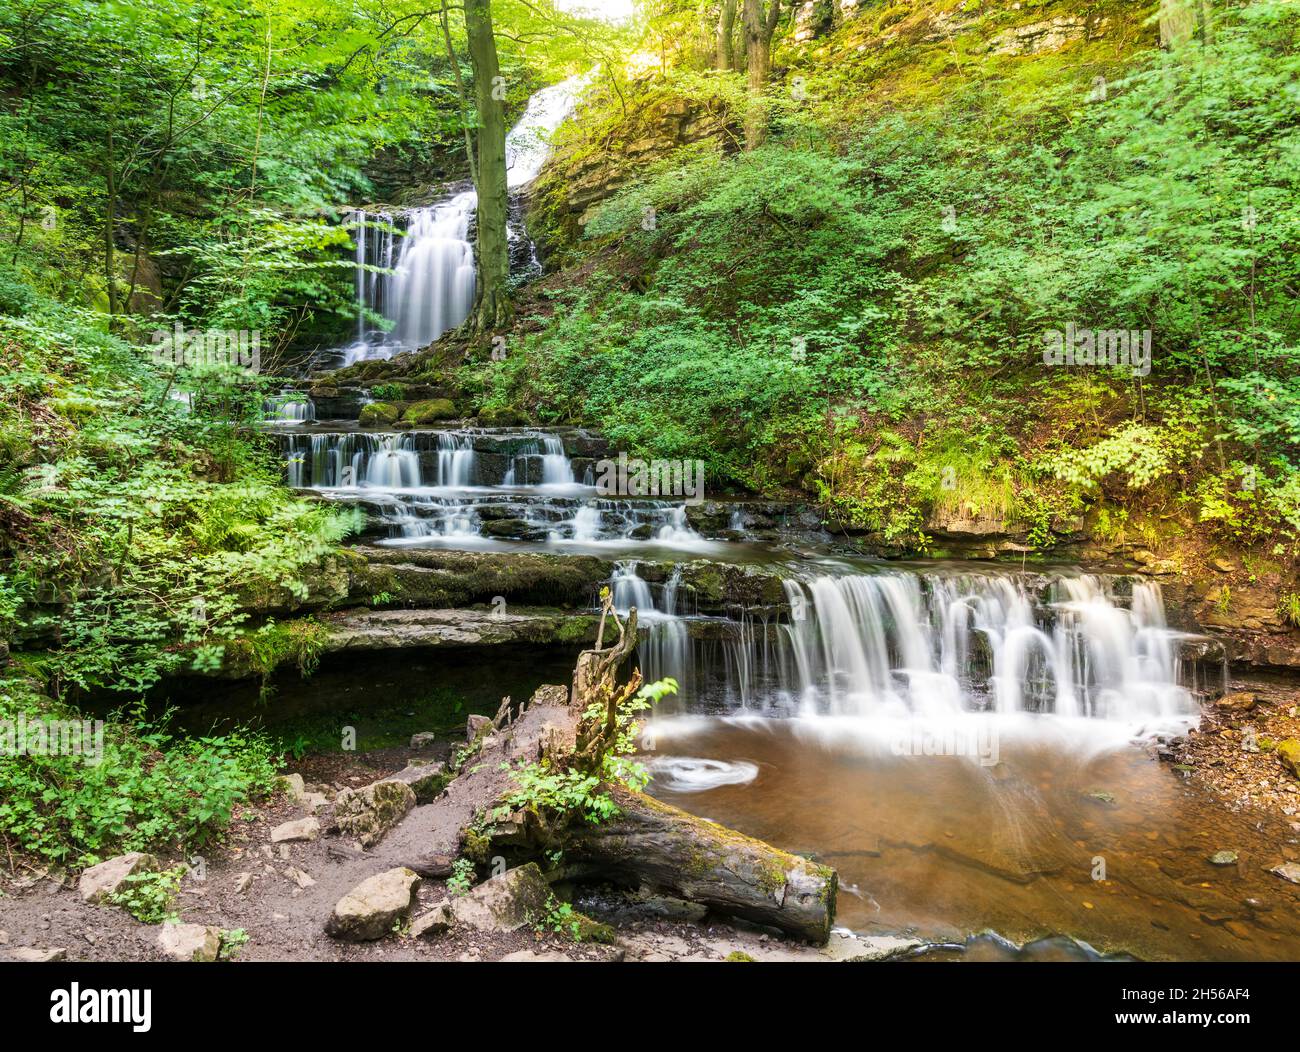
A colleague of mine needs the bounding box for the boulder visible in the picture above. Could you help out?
[79,852,159,905]
[270,817,320,843]
[277,773,307,801]
[409,731,439,749]
[403,398,458,424]
[157,923,221,962]
[358,401,400,427]
[383,762,450,804]
[447,863,552,933]
[333,780,416,848]
[326,868,421,941]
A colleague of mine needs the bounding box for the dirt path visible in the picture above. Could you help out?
[0,694,834,964]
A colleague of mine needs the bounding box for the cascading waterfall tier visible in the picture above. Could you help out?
[616,563,1203,733]
[338,76,586,366]
[278,427,704,546]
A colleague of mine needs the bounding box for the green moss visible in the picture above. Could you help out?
[462,826,492,864]
[572,913,616,944]
[725,950,756,962]
[403,398,458,424]
[359,401,400,427]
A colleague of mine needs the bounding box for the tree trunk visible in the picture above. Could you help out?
[566,784,837,943]
[1160,0,1196,48]
[103,125,118,319]
[742,0,780,149]
[464,0,512,333]
[716,0,737,70]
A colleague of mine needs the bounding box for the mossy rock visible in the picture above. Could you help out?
[478,405,530,426]
[1277,739,1300,778]
[572,912,615,944]
[403,398,458,424]
[359,401,400,427]
[725,950,756,962]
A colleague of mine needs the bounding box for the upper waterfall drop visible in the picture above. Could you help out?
[340,76,587,366]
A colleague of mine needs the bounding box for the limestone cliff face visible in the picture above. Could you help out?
[526,86,733,263]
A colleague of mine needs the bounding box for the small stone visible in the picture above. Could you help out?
[500,949,572,962]
[277,773,307,801]
[409,732,439,749]
[409,901,454,938]
[1215,691,1257,714]
[270,817,320,843]
[284,866,316,889]
[78,852,159,905]
[157,923,221,962]
[1208,850,1238,865]
[10,947,66,962]
[1270,862,1300,885]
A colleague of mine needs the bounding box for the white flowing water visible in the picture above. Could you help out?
[265,395,316,425]
[614,564,1199,738]
[279,428,706,548]
[340,76,586,365]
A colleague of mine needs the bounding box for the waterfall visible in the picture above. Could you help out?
[614,566,1199,731]
[613,562,691,696]
[340,76,586,365]
[506,76,588,188]
[265,395,316,425]
[278,427,708,547]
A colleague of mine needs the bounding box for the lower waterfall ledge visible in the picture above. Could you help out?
[212,607,602,679]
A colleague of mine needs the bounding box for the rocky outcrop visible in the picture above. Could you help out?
[530,83,732,258]
[988,16,1112,57]
[436,863,553,934]
[332,780,416,849]
[382,761,451,804]
[319,607,601,654]
[347,547,615,609]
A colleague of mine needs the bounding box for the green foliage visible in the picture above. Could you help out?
[493,3,1300,559]
[0,677,279,867]
[447,856,476,896]
[0,301,361,693]
[108,865,186,924]
[505,761,618,824]
[218,928,250,960]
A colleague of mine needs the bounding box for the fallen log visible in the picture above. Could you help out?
[563,784,837,944]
